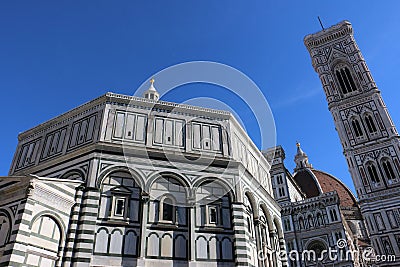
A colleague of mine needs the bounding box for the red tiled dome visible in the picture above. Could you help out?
[293,168,357,208]
[292,169,321,198]
[312,170,357,207]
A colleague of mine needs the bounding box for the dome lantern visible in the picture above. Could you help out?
[143,78,160,101]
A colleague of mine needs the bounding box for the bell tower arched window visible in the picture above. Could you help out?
[351,119,363,137]
[365,114,377,133]
[335,66,357,94]
[366,163,380,183]
[382,159,396,181]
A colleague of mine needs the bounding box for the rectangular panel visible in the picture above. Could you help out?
[113,112,125,138]
[387,210,399,228]
[69,123,80,147]
[77,119,88,145]
[240,142,247,165]
[249,154,257,174]
[222,208,231,228]
[195,206,202,226]
[17,145,29,168]
[25,142,35,164]
[192,123,201,149]
[124,113,136,140]
[177,207,186,225]
[130,200,139,221]
[202,125,211,150]
[86,115,96,141]
[135,115,146,142]
[148,201,157,223]
[99,196,109,218]
[164,119,174,145]
[154,118,164,144]
[211,126,221,151]
[49,132,60,156]
[30,141,40,163]
[175,121,184,147]
[57,128,67,153]
[42,134,53,158]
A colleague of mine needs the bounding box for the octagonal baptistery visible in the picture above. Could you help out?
[2,88,285,267]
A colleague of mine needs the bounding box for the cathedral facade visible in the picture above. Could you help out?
[265,144,370,267]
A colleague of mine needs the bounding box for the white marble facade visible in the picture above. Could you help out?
[0,91,285,267]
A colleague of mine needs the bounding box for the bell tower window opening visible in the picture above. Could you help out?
[366,163,380,183]
[382,159,396,181]
[335,66,357,94]
[365,114,378,133]
[351,119,363,137]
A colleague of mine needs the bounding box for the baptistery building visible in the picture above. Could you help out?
[0,82,286,267]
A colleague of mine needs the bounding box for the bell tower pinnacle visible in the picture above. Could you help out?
[304,21,400,263]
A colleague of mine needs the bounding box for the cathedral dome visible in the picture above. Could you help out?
[292,143,357,208]
[293,168,357,207]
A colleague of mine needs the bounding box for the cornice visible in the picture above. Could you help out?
[32,183,76,210]
[304,20,353,49]
[18,92,233,142]
[18,94,107,141]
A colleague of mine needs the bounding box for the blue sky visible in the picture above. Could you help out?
[1,1,400,195]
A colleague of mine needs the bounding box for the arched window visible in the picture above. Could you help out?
[330,209,338,222]
[161,197,174,222]
[307,240,327,260]
[0,212,11,247]
[244,194,254,238]
[334,232,343,242]
[382,159,396,181]
[307,215,313,228]
[298,217,305,230]
[366,163,380,183]
[99,171,142,221]
[316,213,324,226]
[284,219,291,231]
[30,216,61,253]
[195,181,231,228]
[365,114,377,133]
[278,187,285,197]
[351,119,363,137]
[277,175,284,184]
[336,66,357,94]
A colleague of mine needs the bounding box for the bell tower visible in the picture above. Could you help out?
[304,21,400,263]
